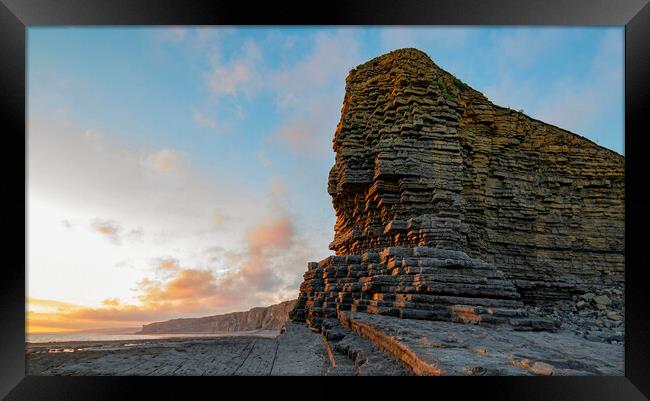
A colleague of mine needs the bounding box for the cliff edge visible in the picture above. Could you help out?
[139,299,297,334]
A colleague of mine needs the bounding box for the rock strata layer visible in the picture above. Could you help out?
[291,246,556,331]
[338,311,623,376]
[292,48,624,332]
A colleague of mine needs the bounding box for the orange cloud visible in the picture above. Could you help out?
[101,297,121,306]
[153,257,180,271]
[214,212,295,298]
[138,269,219,304]
[246,214,293,255]
[211,209,226,225]
[29,298,81,311]
[27,195,300,333]
[94,225,116,235]
[144,149,182,173]
[90,219,122,244]
[276,119,326,156]
[26,297,136,333]
[27,276,239,333]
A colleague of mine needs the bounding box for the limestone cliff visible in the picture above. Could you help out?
[139,300,297,334]
[292,48,624,330]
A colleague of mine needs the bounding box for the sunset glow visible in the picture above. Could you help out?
[27,27,623,333]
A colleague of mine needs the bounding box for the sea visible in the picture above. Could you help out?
[27,330,280,344]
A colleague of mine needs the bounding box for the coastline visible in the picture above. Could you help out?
[27,329,280,346]
[25,323,342,376]
[26,316,623,376]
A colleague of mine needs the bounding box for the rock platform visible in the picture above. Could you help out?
[338,311,623,376]
[26,322,411,376]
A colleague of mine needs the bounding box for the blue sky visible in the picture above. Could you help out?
[26,27,624,331]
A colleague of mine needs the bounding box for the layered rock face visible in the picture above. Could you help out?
[292,48,624,330]
[139,300,297,334]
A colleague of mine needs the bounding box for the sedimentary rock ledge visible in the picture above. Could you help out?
[339,311,623,376]
[27,322,410,376]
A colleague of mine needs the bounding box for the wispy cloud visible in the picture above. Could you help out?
[28,27,623,333]
[217,213,293,294]
[27,213,299,332]
[210,209,226,226]
[153,27,189,44]
[142,149,184,173]
[127,227,144,242]
[268,30,362,157]
[28,116,266,309]
[192,110,221,132]
[27,180,308,333]
[89,219,143,245]
[257,150,271,167]
[491,28,563,68]
[198,29,363,158]
[137,202,300,311]
[90,219,123,245]
[152,257,180,272]
[275,118,328,156]
[206,40,262,97]
[269,30,361,109]
[101,297,120,306]
[533,30,623,145]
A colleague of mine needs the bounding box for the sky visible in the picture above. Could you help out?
[27,26,624,333]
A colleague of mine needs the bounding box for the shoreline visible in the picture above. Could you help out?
[26,323,334,376]
[26,318,623,376]
[27,330,281,350]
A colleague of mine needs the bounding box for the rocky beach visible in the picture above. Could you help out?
[26,323,410,376]
[28,48,625,376]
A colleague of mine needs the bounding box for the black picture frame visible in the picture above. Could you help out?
[1,0,649,399]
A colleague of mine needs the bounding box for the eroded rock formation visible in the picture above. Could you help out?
[292,48,624,332]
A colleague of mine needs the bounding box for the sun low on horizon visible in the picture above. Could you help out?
[27,26,624,334]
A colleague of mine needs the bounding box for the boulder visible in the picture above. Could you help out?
[593,295,612,307]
